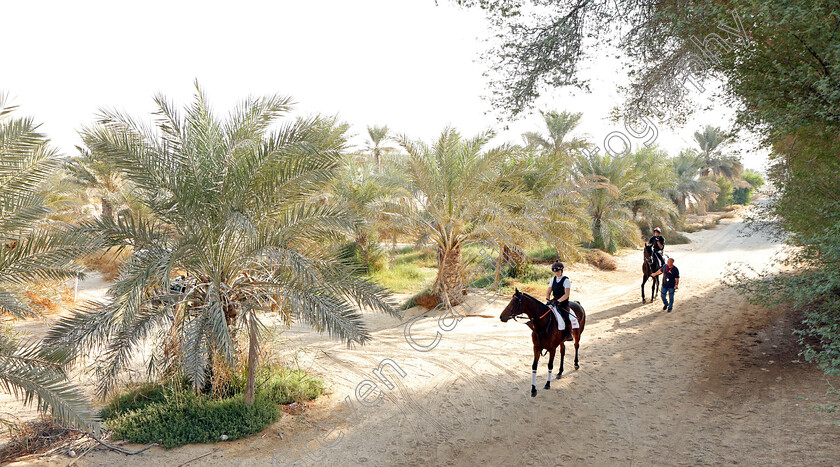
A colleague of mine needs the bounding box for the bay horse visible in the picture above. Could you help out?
[500,289,586,397]
[641,243,660,303]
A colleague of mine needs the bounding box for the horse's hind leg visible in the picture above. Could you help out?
[544,349,556,390]
[531,352,539,397]
[573,332,580,370]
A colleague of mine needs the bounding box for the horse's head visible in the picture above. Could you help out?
[500,289,527,322]
[643,243,653,263]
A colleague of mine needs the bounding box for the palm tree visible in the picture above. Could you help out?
[64,143,126,220]
[365,125,394,173]
[0,94,99,430]
[387,128,527,305]
[668,149,719,215]
[693,125,744,179]
[577,150,669,253]
[505,148,592,262]
[329,157,406,270]
[46,85,397,405]
[627,146,678,231]
[522,110,587,169]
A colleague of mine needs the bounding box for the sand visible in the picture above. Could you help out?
[13,204,840,466]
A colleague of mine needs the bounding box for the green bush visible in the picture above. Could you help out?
[712,177,733,211]
[260,368,325,405]
[106,391,279,448]
[100,383,169,420]
[742,170,765,189]
[102,366,325,448]
[732,187,753,205]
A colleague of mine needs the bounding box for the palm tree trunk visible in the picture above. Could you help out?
[357,232,369,268]
[435,244,463,305]
[101,197,113,220]
[244,315,258,406]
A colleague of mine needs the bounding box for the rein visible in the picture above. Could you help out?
[510,294,555,355]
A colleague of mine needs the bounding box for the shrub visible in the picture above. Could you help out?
[102,366,324,448]
[260,368,325,405]
[585,249,617,271]
[732,187,752,205]
[100,383,168,420]
[712,177,733,211]
[106,391,279,448]
[742,170,765,189]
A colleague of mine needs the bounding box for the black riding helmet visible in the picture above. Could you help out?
[551,261,564,272]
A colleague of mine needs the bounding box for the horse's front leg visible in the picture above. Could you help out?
[574,332,580,370]
[641,274,648,303]
[653,276,659,300]
[544,349,556,390]
[557,342,566,379]
[531,347,540,397]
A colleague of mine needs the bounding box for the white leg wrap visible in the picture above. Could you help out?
[531,371,537,386]
[547,371,552,382]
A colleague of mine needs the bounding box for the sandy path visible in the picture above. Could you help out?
[24,207,840,466]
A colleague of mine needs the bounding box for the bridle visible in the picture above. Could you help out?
[507,293,554,337]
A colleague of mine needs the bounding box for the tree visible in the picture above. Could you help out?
[46,85,396,405]
[668,149,718,215]
[576,150,670,252]
[626,146,678,230]
[365,125,394,173]
[693,125,743,179]
[522,110,587,168]
[329,157,406,271]
[0,94,99,430]
[387,128,526,304]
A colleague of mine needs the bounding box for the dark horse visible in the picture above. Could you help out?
[641,243,660,303]
[500,290,586,397]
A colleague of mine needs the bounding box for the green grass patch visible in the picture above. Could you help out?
[392,248,437,268]
[260,367,325,405]
[371,262,434,293]
[526,242,557,262]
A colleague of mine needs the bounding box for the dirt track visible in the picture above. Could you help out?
[28,208,840,466]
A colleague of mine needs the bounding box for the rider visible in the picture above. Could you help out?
[545,261,573,342]
[648,227,665,269]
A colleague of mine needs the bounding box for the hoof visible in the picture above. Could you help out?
[574,364,580,370]
[544,381,551,390]
[531,386,537,397]
[556,372,562,379]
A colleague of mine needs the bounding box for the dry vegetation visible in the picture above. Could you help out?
[81,247,131,281]
[585,249,618,271]
[0,418,89,464]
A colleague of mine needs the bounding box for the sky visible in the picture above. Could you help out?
[1,0,768,171]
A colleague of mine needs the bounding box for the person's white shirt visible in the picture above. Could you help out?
[549,276,571,290]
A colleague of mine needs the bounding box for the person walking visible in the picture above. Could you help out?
[650,257,680,312]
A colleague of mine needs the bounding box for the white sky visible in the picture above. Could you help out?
[1,0,767,171]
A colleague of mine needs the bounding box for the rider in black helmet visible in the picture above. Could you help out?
[648,227,665,269]
[545,261,573,341]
